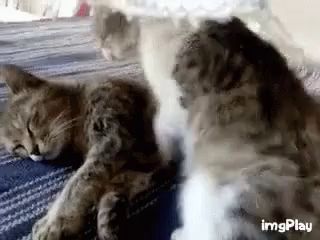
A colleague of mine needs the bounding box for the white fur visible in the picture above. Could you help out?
[174,113,267,240]
[176,167,242,240]
[30,154,44,162]
[139,20,191,161]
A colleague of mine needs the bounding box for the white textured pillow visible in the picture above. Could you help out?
[94,0,266,19]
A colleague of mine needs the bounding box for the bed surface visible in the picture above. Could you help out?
[0,17,320,240]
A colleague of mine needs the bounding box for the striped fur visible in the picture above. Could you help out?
[171,18,320,240]
[0,65,163,240]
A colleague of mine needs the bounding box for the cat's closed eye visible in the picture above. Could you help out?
[27,123,34,137]
[12,144,28,157]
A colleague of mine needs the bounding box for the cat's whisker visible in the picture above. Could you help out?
[50,110,69,126]
[48,117,82,140]
[46,126,75,143]
[58,117,81,129]
[52,116,82,131]
[50,124,75,138]
[50,123,75,138]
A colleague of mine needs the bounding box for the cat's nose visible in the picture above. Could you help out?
[31,144,40,156]
[30,145,44,161]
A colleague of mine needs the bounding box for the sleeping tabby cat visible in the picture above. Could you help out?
[0,65,163,240]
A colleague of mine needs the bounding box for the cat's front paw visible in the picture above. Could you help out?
[32,213,81,240]
[32,215,60,240]
[97,192,127,240]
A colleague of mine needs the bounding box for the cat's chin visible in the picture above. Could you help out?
[29,154,45,162]
[29,150,60,162]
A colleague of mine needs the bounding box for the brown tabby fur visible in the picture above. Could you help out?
[0,65,164,240]
[90,5,320,238]
[171,18,320,240]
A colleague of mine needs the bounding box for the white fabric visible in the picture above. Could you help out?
[0,6,40,22]
[95,0,265,19]
[95,0,306,69]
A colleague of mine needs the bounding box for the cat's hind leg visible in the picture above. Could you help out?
[97,171,153,240]
[96,166,174,240]
[97,191,127,240]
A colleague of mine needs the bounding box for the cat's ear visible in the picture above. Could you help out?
[0,64,46,94]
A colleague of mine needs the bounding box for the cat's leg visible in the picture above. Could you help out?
[154,105,186,164]
[154,112,175,162]
[97,162,178,240]
[97,191,127,240]
[110,170,154,199]
[97,170,156,240]
[32,138,124,240]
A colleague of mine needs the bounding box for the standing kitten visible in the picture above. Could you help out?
[171,18,320,240]
[0,65,162,240]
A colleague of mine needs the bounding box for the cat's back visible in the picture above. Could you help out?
[84,78,155,113]
[82,78,156,140]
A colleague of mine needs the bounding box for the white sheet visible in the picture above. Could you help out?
[0,6,40,22]
[96,0,266,19]
[95,0,306,64]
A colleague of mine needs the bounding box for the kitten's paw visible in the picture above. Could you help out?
[171,228,183,240]
[32,215,61,240]
[97,192,127,240]
[32,214,81,240]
